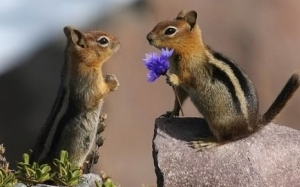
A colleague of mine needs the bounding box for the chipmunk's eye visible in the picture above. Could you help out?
[97,36,109,46]
[164,26,177,36]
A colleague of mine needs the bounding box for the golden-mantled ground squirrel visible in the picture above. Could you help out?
[147,10,300,150]
[31,26,120,167]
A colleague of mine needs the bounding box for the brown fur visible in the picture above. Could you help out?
[64,26,119,102]
[147,10,299,148]
[31,26,119,167]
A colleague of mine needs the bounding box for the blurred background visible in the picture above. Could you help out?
[0,0,299,186]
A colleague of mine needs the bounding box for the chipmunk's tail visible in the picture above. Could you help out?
[260,73,300,125]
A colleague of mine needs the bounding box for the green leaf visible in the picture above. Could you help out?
[17,162,31,168]
[41,165,51,173]
[67,177,79,186]
[53,160,66,169]
[59,150,68,162]
[67,170,73,180]
[95,181,101,187]
[39,173,50,182]
[72,170,81,178]
[22,153,30,164]
[26,167,36,174]
[0,172,16,187]
[35,169,42,178]
[0,169,7,176]
[50,172,56,179]
[103,178,115,187]
[49,150,83,186]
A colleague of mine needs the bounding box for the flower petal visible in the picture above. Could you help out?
[143,48,174,82]
[147,70,159,82]
[161,48,174,58]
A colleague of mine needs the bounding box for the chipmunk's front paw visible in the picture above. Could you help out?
[105,74,119,91]
[166,74,180,87]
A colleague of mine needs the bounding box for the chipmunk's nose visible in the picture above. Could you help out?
[146,33,153,44]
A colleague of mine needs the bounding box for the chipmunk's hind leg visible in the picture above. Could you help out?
[188,136,221,151]
[188,119,244,151]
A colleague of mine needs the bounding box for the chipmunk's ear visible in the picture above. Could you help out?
[176,10,188,19]
[63,26,86,48]
[183,10,197,30]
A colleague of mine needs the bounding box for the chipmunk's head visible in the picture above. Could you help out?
[147,10,202,53]
[64,26,120,69]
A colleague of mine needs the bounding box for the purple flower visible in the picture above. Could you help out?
[143,48,174,82]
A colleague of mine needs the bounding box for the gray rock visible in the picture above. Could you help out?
[13,183,27,187]
[30,184,54,187]
[153,117,300,187]
[15,173,102,187]
[78,173,102,187]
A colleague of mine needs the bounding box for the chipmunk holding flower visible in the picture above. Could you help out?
[146,10,300,150]
[31,26,119,168]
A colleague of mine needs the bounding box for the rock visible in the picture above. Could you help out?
[78,173,102,187]
[15,173,102,187]
[13,183,27,187]
[152,117,300,187]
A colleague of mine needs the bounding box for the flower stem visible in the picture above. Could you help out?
[171,86,184,116]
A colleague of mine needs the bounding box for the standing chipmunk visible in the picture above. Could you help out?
[147,10,300,150]
[30,26,120,167]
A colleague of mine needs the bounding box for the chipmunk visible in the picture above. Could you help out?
[30,26,120,167]
[147,10,300,150]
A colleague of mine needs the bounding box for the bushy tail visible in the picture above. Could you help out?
[260,73,300,124]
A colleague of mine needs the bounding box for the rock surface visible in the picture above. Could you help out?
[152,117,300,187]
[14,173,102,187]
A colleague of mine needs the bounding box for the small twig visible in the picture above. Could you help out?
[171,86,184,116]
